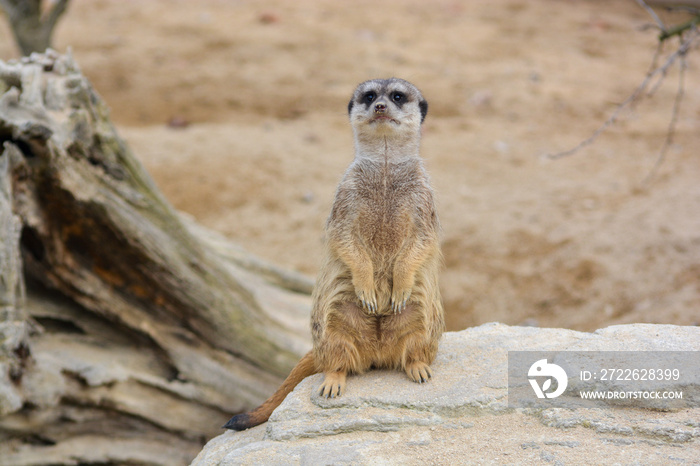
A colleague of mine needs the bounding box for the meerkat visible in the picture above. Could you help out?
[224,78,444,431]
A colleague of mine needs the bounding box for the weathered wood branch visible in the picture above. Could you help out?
[0,110,28,421]
[0,50,312,465]
[0,0,70,56]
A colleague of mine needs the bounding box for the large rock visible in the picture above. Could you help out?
[193,323,699,465]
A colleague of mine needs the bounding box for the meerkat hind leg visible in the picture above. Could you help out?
[405,361,432,384]
[319,370,347,398]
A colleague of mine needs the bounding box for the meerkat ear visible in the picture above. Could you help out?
[348,99,354,116]
[419,100,428,123]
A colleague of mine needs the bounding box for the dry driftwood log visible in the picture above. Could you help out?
[0,50,312,465]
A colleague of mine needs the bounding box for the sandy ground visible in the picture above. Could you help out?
[1,0,698,332]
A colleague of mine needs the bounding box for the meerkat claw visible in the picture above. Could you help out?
[358,290,378,314]
[391,292,410,314]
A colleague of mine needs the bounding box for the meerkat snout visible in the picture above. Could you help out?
[374,103,387,113]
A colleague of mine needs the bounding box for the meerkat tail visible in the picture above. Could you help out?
[223,351,317,431]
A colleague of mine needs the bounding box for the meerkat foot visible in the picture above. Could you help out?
[318,371,347,398]
[356,288,378,314]
[390,289,411,314]
[405,361,432,384]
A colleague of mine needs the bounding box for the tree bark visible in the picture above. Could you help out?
[0,50,312,465]
[0,102,29,422]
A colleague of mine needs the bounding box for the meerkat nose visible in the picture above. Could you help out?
[374,103,387,113]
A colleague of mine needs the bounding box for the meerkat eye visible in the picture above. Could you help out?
[363,91,377,104]
[391,92,405,103]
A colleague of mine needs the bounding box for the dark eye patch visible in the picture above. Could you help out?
[391,92,405,103]
[362,91,377,105]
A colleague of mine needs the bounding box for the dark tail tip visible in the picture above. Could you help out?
[223,413,254,431]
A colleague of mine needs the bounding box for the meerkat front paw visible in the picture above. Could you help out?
[405,361,432,384]
[390,288,411,313]
[355,284,378,314]
[318,371,347,398]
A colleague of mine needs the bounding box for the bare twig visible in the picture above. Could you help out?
[547,40,680,159]
[660,14,700,40]
[643,34,692,184]
[548,0,698,163]
[646,41,670,97]
[636,0,667,29]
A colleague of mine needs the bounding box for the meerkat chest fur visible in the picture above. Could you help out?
[342,157,430,256]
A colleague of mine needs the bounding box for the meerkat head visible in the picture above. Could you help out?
[347,78,428,141]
